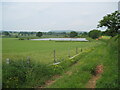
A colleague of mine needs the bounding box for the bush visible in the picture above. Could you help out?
[69,31,78,38]
[19,38,25,40]
[2,60,55,88]
[89,30,101,39]
[36,32,43,37]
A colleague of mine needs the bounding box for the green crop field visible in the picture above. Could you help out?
[2,38,100,64]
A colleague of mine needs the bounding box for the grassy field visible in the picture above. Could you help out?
[2,38,100,64]
[47,36,118,88]
[2,36,118,88]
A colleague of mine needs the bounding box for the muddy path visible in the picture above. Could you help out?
[86,64,103,88]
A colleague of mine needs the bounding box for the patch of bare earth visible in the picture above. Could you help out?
[65,71,72,76]
[86,64,103,88]
[37,75,62,88]
[37,71,73,89]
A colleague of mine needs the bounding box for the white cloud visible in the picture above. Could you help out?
[2,2,118,31]
[1,0,119,2]
[0,2,2,30]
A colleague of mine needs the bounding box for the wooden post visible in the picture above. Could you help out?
[68,48,70,58]
[81,48,82,52]
[54,50,56,63]
[6,58,10,64]
[27,56,30,64]
[76,47,78,54]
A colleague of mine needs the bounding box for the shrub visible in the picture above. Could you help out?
[2,60,55,88]
[89,30,101,39]
[69,31,78,38]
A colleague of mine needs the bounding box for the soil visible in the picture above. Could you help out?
[65,71,72,76]
[86,64,103,88]
[38,71,73,88]
[38,75,61,88]
[37,64,103,88]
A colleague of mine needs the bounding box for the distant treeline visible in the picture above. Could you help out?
[1,31,89,38]
[1,29,118,39]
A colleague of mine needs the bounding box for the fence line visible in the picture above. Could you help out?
[5,47,84,65]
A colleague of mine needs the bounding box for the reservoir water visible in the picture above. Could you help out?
[31,38,88,41]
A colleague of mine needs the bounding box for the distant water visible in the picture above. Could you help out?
[31,38,88,41]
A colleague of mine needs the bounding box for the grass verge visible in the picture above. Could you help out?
[47,36,118,88]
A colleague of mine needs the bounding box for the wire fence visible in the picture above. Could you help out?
[5,47,84,65]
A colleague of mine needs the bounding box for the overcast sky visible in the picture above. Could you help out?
[1,1,118,32]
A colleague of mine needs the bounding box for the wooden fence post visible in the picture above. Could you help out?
[68,48,70,58]
[27,56,30,64]
[54,50,56,63]
[6,58,10,64]
[76,47,78,54]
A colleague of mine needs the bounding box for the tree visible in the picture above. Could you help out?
[69,31,78,38]
[82,32,88,35]
[97,11,120,37]
[36,32,43,37]
[89,30,101,39]
[2,31,10,36]
[102,29,117,36]
[81,32,88,37]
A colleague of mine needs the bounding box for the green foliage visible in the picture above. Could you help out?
[2,31,10,36]
[98,11,120,37]
[80,32,88,37]
[2,60,55,88]
[36,32,43,37]
[69,31,78,38]
[89,30,101,39]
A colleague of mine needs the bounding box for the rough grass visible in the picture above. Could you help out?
[96,35,118,88]
[47,36,118,88]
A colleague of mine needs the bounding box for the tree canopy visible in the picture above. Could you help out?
[36,32,43,37]
[89,30,101,39]
[69,31,78,38]
[97,11,120,37]
[2,31,10,36]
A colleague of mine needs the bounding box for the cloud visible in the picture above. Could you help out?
[2,0,119,2]
[0,2,2,30]
[2,2,118,31]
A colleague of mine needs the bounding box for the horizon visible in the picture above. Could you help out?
[1,30,89,32]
